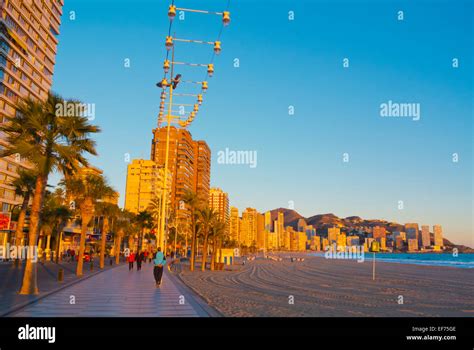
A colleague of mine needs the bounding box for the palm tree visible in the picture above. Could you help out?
[95,202,120,268]
[197,207,219,271]
[41,190,72,263]
[134,211,153,253]
[209,220,226,271]
[182,190,203,271]
[11,169,36,246]
[112,209,134,264]
[0,93,100,294]
[61,174,115,276]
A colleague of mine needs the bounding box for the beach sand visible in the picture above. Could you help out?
[178,254,474,317]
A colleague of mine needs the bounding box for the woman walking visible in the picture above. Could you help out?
[128,251,135,270]
[153,247,166,287]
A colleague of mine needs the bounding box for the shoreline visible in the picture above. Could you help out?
[269,251,474,269]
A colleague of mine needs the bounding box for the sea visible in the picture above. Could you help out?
[311,252,474,269]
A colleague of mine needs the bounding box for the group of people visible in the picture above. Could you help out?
[65,248,76,262]
[126,250,149,271]
[126,248,167,287]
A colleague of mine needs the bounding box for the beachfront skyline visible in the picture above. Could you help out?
[50,0,472,246]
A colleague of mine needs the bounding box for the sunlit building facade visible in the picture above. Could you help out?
[433,225,443,248]
[124,159,170,214]
[0,0,64,212]
[209,187,229,235]
[229,206,239,243]
[240,207,258,247]
[151,126,210,217]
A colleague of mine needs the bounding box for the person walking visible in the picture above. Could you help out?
[136,251,144,271]
[128,251,135,271]
[144,251,148,263]
[153,247,166,287]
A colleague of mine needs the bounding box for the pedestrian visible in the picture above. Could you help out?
[144,251,148,263]
[128,251,135,270]
[136,251,143,271]
[153,247,166,287]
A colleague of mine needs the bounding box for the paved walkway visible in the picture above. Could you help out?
[9,262,213,317]
[0,259,120,316]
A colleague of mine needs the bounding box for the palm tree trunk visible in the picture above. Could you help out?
[201,234,209,271]
[19,175,46,295]
[14,194,29,246]
[218,239,223,264]
[99,216,109,268]
[190,223,196,271]
[210,239,216,271]
[54,228,63,264]
[115,233,122,265]
[77,202,93,277]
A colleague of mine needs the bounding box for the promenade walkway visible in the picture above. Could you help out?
[8,262,215,317]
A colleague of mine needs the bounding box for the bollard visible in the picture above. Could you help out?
[110,258,113,266]
[58,268,64,282]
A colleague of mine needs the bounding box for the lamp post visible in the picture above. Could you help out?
[156,0,231,259]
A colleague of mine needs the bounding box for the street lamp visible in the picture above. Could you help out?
[156,1,231,252]
[222,11,231,26]
[207,64,214,77]
[213,41,221,55]
[168,5,177,20]
[165,36,173,50]
[163,59,170,73]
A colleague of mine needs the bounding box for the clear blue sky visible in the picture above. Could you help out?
[51,0,473,246]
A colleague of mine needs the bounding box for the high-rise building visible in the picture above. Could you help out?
[289,229,307,251]
[124,159,170,214]
[0,0,64,212]
[195,140,211,202]
[297,218,307,232]
[275,211,285,248]
[267,231,277,250]
[256,213,265,249]
[310,235,321,251]
[305,225,316,241]
[240,208,258,247]
[229,206,240,242]
[407,238,418,252]
[150,126,210,216]
[336,233,346,248]
[264,211,272,232]
[404,223,419,241]
[421,225,431,248]
[327,227,340,244]
[433,225,443,247]
[209,187,229,234]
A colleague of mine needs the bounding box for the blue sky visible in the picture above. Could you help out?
[51,0,473,246]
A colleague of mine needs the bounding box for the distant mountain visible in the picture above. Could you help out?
[269,208,303,229]
[268,208,473,252]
